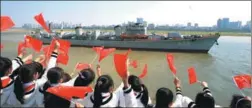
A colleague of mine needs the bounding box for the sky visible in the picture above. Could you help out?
[1,1,251,27]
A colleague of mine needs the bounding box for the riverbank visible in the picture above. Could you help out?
[2,28,251,36]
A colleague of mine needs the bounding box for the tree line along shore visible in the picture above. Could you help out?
[2,28,251,36]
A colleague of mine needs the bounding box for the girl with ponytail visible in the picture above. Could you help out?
[115,75,151,107]
[4,40,60,107]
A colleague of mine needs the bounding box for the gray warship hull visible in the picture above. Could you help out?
[39,35,220,53]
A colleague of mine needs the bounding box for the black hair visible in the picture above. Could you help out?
[230,94,251,108]
[128,75,149,107]
[44,92,70,108]
[62,72,72,83]
[74,68,95,86]
[93,75,114,108]
[0,57,12,77]
[42,67,64,102]
[30,61,43,79]
[155,87,173,108]
[195,92,215,108]
[14,64,38,104]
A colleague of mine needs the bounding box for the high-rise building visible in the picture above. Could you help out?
[137,18,144,24]
[217,19,222,29]
[228,21,242,29]
[148,23,155,29]
[194,23,199,28]
[222,18,229,29]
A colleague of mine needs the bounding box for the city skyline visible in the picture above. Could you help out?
[1,1,251,27]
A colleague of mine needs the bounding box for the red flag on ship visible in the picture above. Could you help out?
[187,67,198,84]
[34,13,51,33]
[75,63,91,71]
[166,53,177,75]
[233,74,251,90]
[114,54,128,78]
[98,48,116,62]
[1,16,15,32]
[46,86,93,101]
[139,64,148,78]
[130,60,138,68]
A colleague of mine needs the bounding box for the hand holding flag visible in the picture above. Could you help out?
[166,53,177,77]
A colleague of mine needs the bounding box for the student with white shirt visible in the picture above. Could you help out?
[0,53,32,106]
[4,41,59,107]
[116,75,151,107]
[229,94,251,108]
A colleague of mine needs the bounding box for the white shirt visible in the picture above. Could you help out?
[5,52,58,107]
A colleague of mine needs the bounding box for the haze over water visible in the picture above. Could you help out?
[1,31,251,106]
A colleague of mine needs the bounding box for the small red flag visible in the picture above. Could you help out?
[187,67,198,84]
[17,42,26,55]
[1,16,15,32]
[46,86,93,101]
[57,49,69,65]
[50,38,71,53]
[99,48,116,62]
[166,53,177,75]
[139,64,148,78]
[233,74,251,90]
[130,60,138,68]
[92,46,104,54]
[1,44,4,49]
[125,49,132,56]
[34,13,51,33]
[75,63,91,71]
[114,54,128,78]
[24,35,43,52]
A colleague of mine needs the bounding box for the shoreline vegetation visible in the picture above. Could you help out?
[2,28,251,36]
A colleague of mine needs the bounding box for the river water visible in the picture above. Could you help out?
[1,31,251,107]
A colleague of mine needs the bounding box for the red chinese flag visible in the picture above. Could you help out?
[75,63,91,70]
[24,35,43,52]
[34,13,51,33]
[99,48,116,62]
[166,53,177,75]
[57,50,69,65]
[1,44,3,49]
[233,74,251,90]
[187,67,198,84]
[1,16,15,31]
[114,54,128,78]
[139,64,148,78]
[92,46,104,54]
[130,60,138,68]
[50,38,71,53]
[47,86,93,101]
[17,42,26,55]
[125,49,132,56]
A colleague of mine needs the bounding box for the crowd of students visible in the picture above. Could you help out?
[0,41,251,108]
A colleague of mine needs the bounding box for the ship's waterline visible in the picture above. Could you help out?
[1,32,251,107]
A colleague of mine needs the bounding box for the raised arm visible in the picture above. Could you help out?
[37,40,60,86]
[11,54,24,72]
[96,64,101,77]
[201,81,212,96]
[122,59,137,107]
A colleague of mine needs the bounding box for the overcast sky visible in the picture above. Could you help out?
[1,1,251,27]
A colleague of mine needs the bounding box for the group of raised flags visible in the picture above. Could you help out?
[0,13,251,101]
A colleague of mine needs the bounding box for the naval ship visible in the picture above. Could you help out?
[32,22,220,53]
